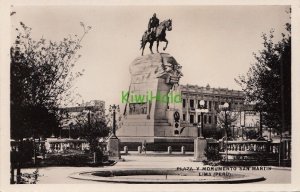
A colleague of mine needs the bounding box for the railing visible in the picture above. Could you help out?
[45,138,89,153]
[268,138,291,160]
[219,140,268,153]
[207,138,291,164]
[11,138,90,157]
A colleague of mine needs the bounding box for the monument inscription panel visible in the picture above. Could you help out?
[129,103,147,115]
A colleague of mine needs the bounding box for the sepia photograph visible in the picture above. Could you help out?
[1,1,299,192]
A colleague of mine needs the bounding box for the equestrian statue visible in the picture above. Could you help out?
[140,13,172,56]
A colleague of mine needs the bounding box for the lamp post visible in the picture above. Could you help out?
[194,100,208,161]
[222,102,229,136]
[221,102,229,162]
[198,100,207,138]
[107,104,121,160]
[197,124,201,138]
[109,104,120,137]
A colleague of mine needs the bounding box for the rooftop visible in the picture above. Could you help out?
[179,84,245,97]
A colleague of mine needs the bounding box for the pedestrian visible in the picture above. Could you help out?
[142,140,147,154]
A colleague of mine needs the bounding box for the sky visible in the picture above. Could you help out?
[11,5,290,108]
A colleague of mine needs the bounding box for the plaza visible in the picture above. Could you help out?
[22,153,291,184]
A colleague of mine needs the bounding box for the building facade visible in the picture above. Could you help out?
[59,100,106,138]
[179,84,246,138]
[117,83,262,150]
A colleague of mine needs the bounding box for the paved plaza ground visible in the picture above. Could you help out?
[22,153,291,184]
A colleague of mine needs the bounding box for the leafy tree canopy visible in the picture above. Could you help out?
[11,22,91,139]
[235,18,291,133]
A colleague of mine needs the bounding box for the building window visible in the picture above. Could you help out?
[204,115,207,124]
[208,116,212,124]
[208,101,212,111]
[174,130,179,135]
[197,115,201,123]
[215,102,219,110]
[183,114,186,121]
[190,115,194,124]
[190,99,194,108]
[183,99,186,108]
[215,116,217,124]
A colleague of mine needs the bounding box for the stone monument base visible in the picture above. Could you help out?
[118,136,195,152]
[107,135,121,161]
[193,137,207,161]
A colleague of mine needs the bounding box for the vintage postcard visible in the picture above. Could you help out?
[0,0,300,192]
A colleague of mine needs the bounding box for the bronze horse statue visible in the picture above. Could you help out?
[140,19,172,56]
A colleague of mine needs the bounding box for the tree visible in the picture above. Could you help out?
[235,18,291,134]
[10,22,91,140]
[72,109,110,162]
[76,117,109,152]
[217,111,239,139]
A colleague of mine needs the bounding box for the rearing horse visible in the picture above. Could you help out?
[140,19,172,56]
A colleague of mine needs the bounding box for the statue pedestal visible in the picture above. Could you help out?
[107,135,121,161]
[193,137,207,161]
[117,53,185,142]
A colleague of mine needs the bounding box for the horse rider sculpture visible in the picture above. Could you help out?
[140,13,172,56]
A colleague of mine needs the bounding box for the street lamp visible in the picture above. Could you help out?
[223,102,229,137]
[196,100,208,138]
[107,104,121,160]
[220,102,229,162]
[194,100,209,161]
[109,104,120,137]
